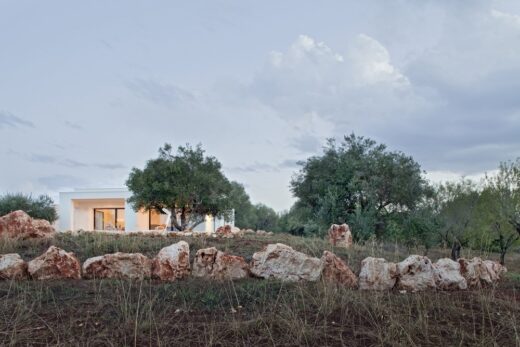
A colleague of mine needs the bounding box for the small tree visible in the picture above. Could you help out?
[435,180,480,260]
[0,193,58,223]
[479,160,520,265]
[126,143,233,231]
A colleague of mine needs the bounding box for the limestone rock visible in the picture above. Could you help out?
[458,257,506,287]
[83,253,151,280]
[358,257,398,290]
[396,255,436,291]
[0,210,55,239]
[320,251,357,288]
[28,246,81,280]
[216,225,242,238]
[483,260,507,283]
[151,241,190,281]
[328,224,353,248]
[250,243,323,282]
[192,247,249,280]
[0,253,27,280]
[433,258,467,290]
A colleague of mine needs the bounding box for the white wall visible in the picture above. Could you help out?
[59,189,235,233]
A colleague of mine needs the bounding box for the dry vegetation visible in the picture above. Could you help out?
[0,232,519,346]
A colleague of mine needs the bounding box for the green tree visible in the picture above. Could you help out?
[251,204,279,231]
[478,160,520,265]
[126,143,233,231]
[228,181,255,229]
[0,193,58,223]
[435,180,480,260]
[290,134,431,240]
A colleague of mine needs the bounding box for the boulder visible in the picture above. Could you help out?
[28,246,81,280]
[83,253,151,280]
[320,251,357,288]
[250,243,323,282]
[458,257,506,287]
[151,241,190,281]
[244,229,255,234]
[192,247,249,280]
[256,230,267,235]
[433,258,467,290]
[0,210,55,239]
[216,225,242,238]
[483,260,507,283]
[358,257,398,290]
[328,224,353,248]
[0,253,28,280]
[396,255,436,291]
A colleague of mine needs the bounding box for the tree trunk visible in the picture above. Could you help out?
[450,241,461,261]
[169,207,182,231]
[500,251,506,266]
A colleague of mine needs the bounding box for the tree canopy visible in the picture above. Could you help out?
[126,143,233,231]
[0,193,58,223]
[290,134,431,239]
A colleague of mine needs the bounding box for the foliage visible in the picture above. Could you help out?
[126,143,233,230]
[228,182,255,228]
[0,193,57,223]
[290,134,432,241]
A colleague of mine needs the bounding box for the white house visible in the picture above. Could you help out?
[58,188,233,233]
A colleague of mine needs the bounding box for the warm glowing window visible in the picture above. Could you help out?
[94,208,125,231]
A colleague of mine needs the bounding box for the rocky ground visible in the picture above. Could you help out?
[0,232,519,346]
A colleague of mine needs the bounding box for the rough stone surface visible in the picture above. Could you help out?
[192,247,249,280]
[483,260,507,283]
[328,224,353,248]
[396,255,436,291]
[0,210,55,239]
[250,243,323,282]
[216,225,242,238]
[320,251,357,288]
[83,253,152,280]
[28,246,81,280]
[358,257,398,290]
[433,258,467,290]
[151,241,190,281]
[0,253,27,280]
[457,257,506,287]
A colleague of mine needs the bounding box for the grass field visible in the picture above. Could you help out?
[0,232,519,346]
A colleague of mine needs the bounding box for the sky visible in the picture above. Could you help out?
[1,0,520,211]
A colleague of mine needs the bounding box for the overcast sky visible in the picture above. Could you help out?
[1,0,520,211]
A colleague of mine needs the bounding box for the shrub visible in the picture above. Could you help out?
[0,193,58,223]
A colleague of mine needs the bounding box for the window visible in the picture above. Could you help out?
[149,209,166,230]
[94,208,125,231]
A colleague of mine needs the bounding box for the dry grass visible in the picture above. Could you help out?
[0,232,519,346]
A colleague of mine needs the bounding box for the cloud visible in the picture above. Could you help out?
[0,111,34,129]
[64,120,83,130]
[125,78,195,107]
[16,151,125,170]
[38,175,87,190]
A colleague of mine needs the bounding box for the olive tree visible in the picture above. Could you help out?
[126,143,233,231]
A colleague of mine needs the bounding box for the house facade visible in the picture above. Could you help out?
[58,188,232,233]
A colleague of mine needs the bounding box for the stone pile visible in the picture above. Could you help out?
[0,242,507,291]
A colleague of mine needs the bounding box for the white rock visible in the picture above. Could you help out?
[151,241,190,281]
[250,243,323,282]
[359,257,398,290]
[433,258,467,290]
[396,255,436,291]
[0,253,27,280]
[83,252,151,280]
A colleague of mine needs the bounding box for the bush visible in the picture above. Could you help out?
[0,193,58,223]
